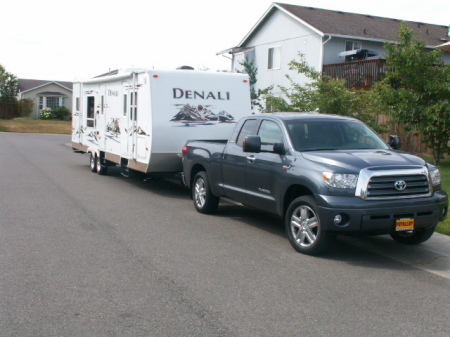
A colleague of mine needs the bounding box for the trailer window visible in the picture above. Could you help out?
[87,96,95,127]
[130,92,137,120]
[123,94,127,116]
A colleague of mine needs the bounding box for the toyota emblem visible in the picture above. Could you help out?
[394,180,407,191]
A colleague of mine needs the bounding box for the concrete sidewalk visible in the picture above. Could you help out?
[341,232,450,280]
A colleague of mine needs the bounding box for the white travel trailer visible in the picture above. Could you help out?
[72,68,251,176]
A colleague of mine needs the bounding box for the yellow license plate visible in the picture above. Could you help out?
[396,218,415,231]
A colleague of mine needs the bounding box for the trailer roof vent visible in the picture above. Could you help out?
[177,65,195,70]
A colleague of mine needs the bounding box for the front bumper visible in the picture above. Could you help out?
[316,191,448,235]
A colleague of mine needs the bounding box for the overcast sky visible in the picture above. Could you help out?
[2,0,449,82]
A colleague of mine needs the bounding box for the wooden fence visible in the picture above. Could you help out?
[322,59,387,90]
[0,102,19,119]
[322,60,434,156]
[377,115,431,156]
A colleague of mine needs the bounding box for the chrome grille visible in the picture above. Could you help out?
[367,174,430,198]
[356,167,432,200]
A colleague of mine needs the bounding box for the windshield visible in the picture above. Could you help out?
[284,119,390,152]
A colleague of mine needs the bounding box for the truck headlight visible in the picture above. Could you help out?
[323,172,358,189]
[429,168,441,186]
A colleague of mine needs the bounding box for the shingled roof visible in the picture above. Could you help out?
[18,79,73,93]
[239,3,449,48]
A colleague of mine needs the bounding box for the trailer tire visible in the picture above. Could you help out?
[192,171,219,214]
[90,153,97,173]
[97,158,108,175]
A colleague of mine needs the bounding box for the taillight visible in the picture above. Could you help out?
[182,145,188,156]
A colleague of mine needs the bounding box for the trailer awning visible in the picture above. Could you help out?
[436,41,450,52]
[339,49,379,58]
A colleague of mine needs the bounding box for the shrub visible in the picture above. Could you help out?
[39,108,52,120]
[52,106,70,120]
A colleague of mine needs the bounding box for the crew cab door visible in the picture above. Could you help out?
[244,119,286,213]
[221,118,258,203]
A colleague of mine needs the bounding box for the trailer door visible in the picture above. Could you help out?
[96,87,107,150]
[120,84,137,159]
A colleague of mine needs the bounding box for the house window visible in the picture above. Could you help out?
[38,95,66,110]
[268,46,281,70]
[345,41,362,51]
[46,97,59,109]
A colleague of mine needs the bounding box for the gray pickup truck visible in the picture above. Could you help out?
[182,113,448,255]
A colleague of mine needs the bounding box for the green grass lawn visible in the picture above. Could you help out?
[422,155,450,236]
[0,118,71,134]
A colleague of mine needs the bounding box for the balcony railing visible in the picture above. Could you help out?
[322,59,387,90]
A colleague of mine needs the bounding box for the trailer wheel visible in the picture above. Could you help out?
[96,157,108,175]
[90,153,97,173]
[192,171,219,214]
[285,196,332,255]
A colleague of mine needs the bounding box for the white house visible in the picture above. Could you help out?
[18,79,73,118]
[219,2,450,107]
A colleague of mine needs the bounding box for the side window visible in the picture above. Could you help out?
[268,46,281,70]
[130,92,137,120]
[257,120,283,152]
[123,94,127,116]
[236,119,257,147]
[86,96,95,127]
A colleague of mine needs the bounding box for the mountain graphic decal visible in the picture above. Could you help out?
[171,104,235,123]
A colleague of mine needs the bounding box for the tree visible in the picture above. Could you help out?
[0,64,18,103]
[265,54,386,133]
[375,23,450,164]
[17,98,34,117]
[236,55,272,112]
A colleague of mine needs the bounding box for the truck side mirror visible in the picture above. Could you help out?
[389,135,400,150]
[273,142,286,155]
[243,136,261,153]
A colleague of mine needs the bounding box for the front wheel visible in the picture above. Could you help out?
[390,226,435,245]
[192,171,219,214]
[285,196,332,255]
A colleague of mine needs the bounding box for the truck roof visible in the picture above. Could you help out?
[250,112,357,122]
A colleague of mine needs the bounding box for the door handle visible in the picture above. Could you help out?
[246,155,256,163]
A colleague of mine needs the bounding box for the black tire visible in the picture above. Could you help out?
[285,196,332,255]
[90,153,97,173]
[96,157,108,175]
[192,171,219,214]
[390,226,436,245]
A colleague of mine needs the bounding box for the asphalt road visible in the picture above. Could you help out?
[1,132,449,337]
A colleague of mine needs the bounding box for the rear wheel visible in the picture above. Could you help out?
[285,196,332,255]
[390,226,436,245]
[96,156,108,175]
[192,171,219,214]
[90,153,97,173]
